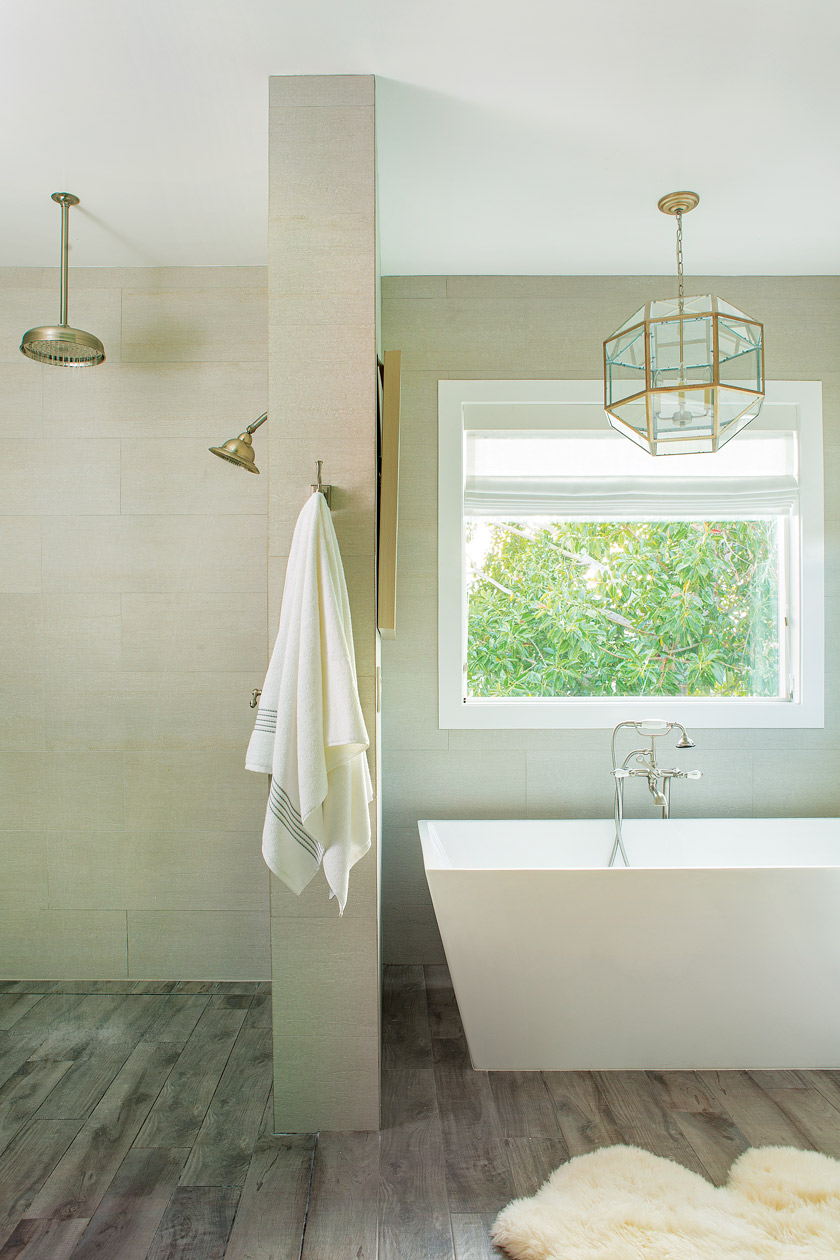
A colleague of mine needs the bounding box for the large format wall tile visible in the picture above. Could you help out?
[46,670,256,751]
[0,910,128,979]
[121,438,268,515]
[0,832,49,910]
[49,830,269,913]
[0,518,41,592]
[0,439,120,516]
[0,267,270,984]
[124,750,267,831]
[42,514,267,593]
[121,592,268,674]
[121,288,267,364]
[127,911,270,980]
[42,360,267,440]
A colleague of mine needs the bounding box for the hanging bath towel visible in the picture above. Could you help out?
[246,492,372,913]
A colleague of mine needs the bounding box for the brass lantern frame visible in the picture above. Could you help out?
[603,298,765,455]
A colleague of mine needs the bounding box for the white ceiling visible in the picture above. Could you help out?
[2,0,838,275]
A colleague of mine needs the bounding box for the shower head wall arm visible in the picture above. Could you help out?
[51,193,79,327]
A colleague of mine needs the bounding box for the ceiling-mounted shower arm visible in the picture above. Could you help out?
[52,192,79,327]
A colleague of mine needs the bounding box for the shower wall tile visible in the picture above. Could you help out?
[0,361,44,439]
[0,674,45,749]
[124,750,267,832]
[269,106,375,220]
[121,288,267,364]
[0,595,45,670]
[0,287,122,365]
[48,830,269,913]
[120,592,268,673]
[0,518,41,592]
[0,911,128,980]
[65,266,266,290]
[127,911,270,980]
[0,748,123,833]
[268,217,374,300]
[0,265,270,986]
[269,74,374,107]
[41,594,123,671]
[41,361,267,440]
[41,514,267,593]
[120,438,268,515]
[0,439,120,516]
[46,670,256,751]
[42,751,125,831]
[0,832,49,910]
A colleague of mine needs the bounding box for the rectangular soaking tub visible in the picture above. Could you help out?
[418,817,840,1071]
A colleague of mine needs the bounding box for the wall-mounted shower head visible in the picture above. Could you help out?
[210,412,267,474]
[20,193,105,367]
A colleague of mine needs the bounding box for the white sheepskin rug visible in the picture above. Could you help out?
[491,1144,840,1259]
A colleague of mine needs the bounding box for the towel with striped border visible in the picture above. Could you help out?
[246,492,372,913]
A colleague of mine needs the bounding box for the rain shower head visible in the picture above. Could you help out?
[20,193,105,367]
[210,412,267,474]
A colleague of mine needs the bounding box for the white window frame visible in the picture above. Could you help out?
[438,379,824,730]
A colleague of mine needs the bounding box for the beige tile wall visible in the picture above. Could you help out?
[267,74,380,1131]
[381,274,840,963]
[0,266,270,980]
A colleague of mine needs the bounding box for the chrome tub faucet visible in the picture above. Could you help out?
[609,720,702,867]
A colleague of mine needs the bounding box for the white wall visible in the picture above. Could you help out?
[381,274,840,962]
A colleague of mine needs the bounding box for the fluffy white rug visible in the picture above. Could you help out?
[491,1144,840,1259]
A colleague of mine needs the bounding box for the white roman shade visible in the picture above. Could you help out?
[464,430,798,519]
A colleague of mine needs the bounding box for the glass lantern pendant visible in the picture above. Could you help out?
[603,192,764,456]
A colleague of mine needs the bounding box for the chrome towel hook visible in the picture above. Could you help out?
[310,460,333,509]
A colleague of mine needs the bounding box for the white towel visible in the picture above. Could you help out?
[246,492,372,913]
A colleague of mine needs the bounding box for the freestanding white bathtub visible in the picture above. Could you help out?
[418,818,840,1071]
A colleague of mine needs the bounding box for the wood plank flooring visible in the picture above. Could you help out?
[0,966,839,1258]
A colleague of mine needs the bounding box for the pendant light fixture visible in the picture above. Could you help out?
[603,192,764,456]
[20,193,105,367]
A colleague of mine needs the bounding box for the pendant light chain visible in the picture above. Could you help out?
[675,209,685,304]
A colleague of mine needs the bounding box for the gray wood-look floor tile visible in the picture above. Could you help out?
[380,1069,454,1260]
[133,1004,248,1149]
[647,1071,750,1185]
[0,1216,90,1260]
[0,1061,74,1159]
[179,1027,273,1187]
[223,1128,314,1260]
[382,965,432,1069]
[144,1186,240,1260]
[593,1071,709,1176]
[301,1132,379,1260]
[1,968,839,1259]
[699,1070,816,1149]
[26,1040,181,1221]
[541,1071,624,1156]
[0,996,43,1032]
[65,1147,189,1260]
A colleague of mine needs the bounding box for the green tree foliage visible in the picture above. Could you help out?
[466,519,780,699]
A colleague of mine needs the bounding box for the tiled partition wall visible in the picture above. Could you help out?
[380,275,840,962]
[267,75,380,1130]
[0,266,271,979]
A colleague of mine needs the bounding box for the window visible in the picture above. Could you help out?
[438,381,824,729]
